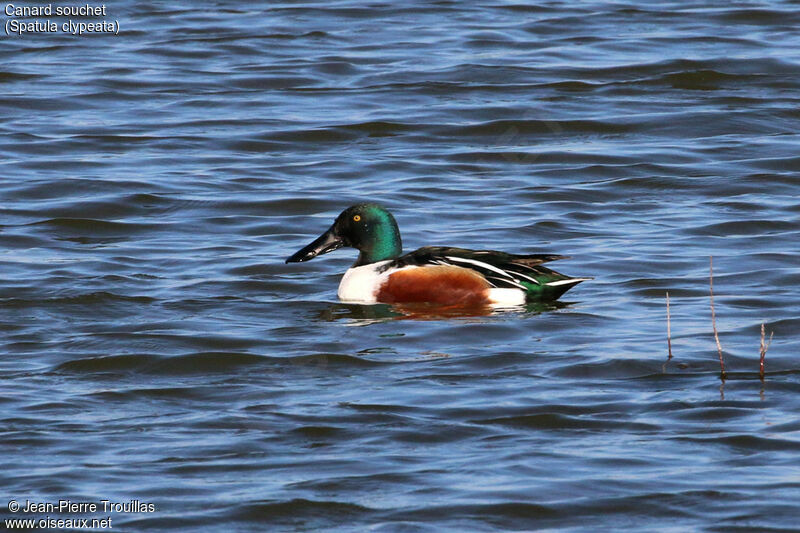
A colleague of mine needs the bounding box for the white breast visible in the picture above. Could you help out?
[337,261,394,303]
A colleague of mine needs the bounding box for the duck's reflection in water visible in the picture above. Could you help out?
[315,300,572,324]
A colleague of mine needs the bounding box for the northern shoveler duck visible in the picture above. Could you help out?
[286,204,590,306]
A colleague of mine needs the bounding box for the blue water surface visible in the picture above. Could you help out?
[2,1,800,531]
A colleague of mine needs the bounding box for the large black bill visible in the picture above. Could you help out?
[285,226,344,263]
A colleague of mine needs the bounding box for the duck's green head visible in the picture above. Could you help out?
[286,203,403,266]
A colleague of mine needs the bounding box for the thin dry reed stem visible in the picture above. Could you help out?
[759,323,773,379]
[709,256,725,378]
[666,292,673,360]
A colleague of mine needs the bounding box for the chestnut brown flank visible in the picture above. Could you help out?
[376,265,491,305]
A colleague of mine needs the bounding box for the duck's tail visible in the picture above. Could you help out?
[534,276,593,300]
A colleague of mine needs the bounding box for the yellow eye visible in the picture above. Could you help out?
[353,215,361,222]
